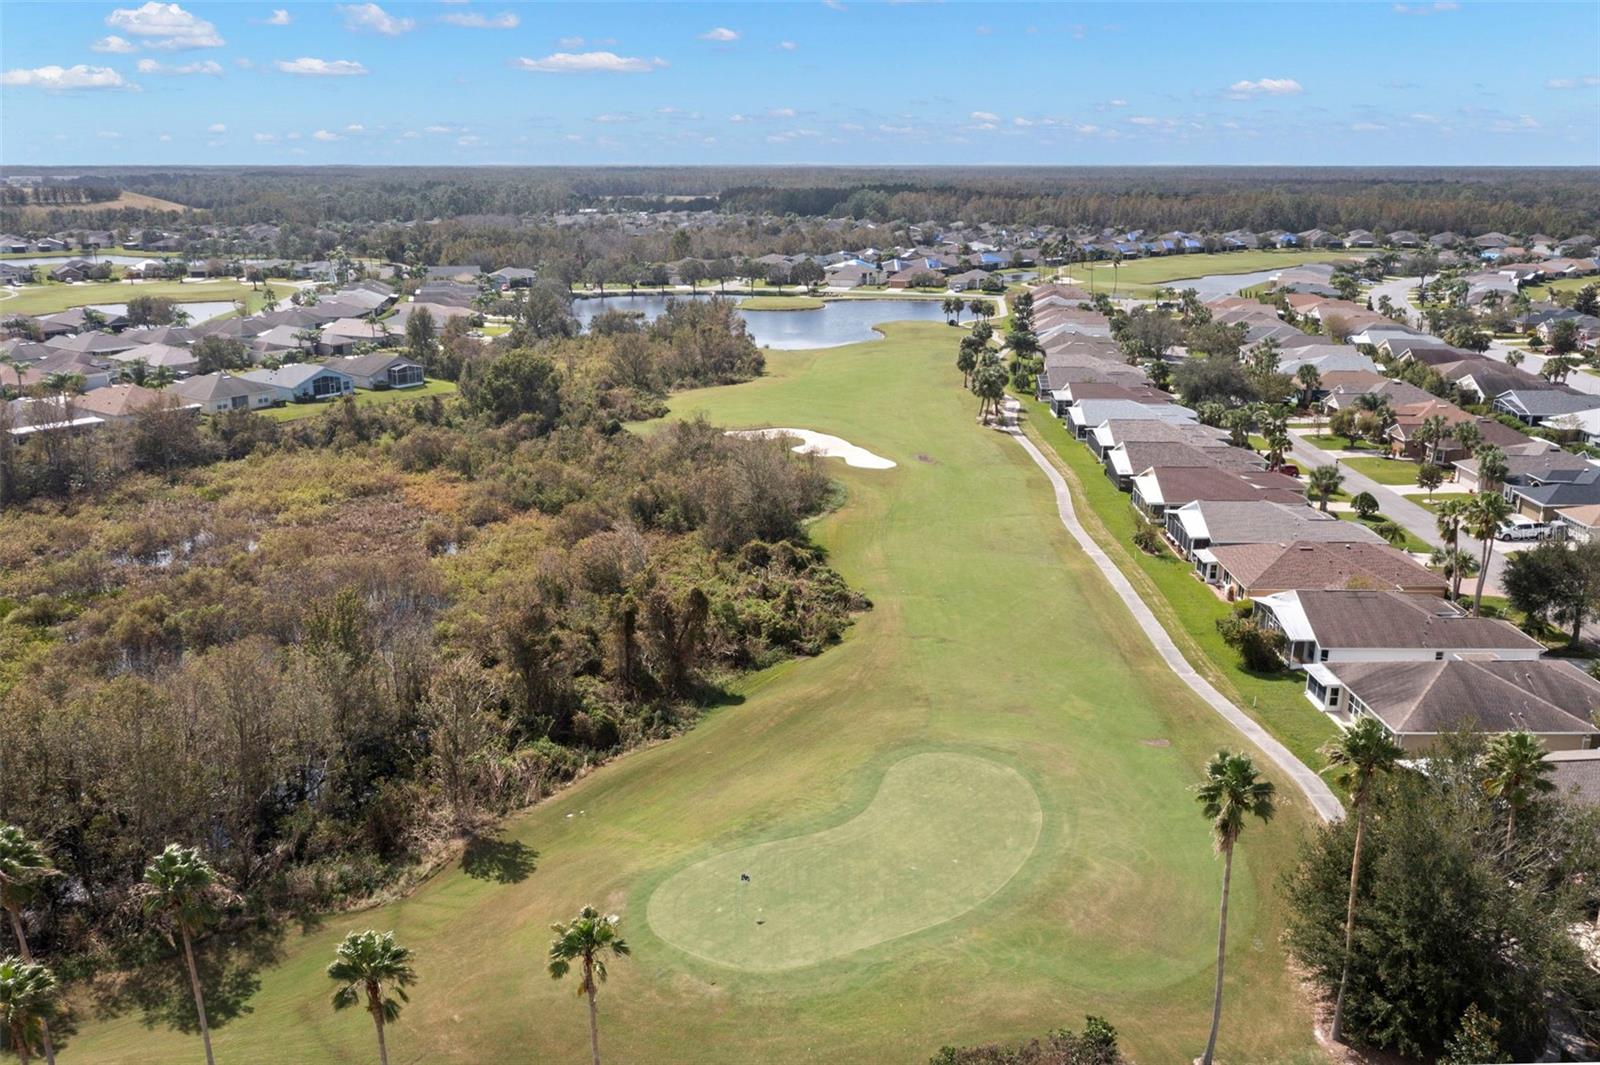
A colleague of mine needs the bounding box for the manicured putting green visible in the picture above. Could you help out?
[647,751,1043,972]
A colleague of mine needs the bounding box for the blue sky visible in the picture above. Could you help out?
[2,1,1597,166]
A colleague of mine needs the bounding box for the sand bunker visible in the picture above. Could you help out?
[728,428,896,469]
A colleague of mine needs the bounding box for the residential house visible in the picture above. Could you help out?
[1102,440,1262,491]
[1493,388,1600,428]
[170,373,278,413]
[1166,499,1386,571]
[1555,504,1600,544]
[325,353,425,390]
[1316,659,1600,754]
[1130,466,1303,519]
[69,383,169,424]
[1256,589,1543,674]
[239,363,354,403]
[1503,467,1600,522]
[1206,541,1446,601]
[823,260,883,287]
[1453,448,1594,493]
[109,343,200,377]
[1067,398,1196,442]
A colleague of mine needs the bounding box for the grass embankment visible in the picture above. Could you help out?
[739,295,825,311]
[0,248,183,261]
[0,279,293,317]
[1063,249,1365,298]
[257,380,460,422]
[1020,396,1340,775]
[66,322,1322,1065]
[1527,276,1597,301]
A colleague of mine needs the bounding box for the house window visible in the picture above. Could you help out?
[1319,649,1329,662]
[230,396,247,410]
[1435,651,1444,660]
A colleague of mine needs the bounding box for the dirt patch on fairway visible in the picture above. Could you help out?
[915,453,936,464]
[727,428,896,470]
[1139,738,1171,748]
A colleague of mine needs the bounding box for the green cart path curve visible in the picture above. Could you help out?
[647,751,1044,971]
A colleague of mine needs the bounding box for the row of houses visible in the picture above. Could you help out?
[1029,281,1600,756]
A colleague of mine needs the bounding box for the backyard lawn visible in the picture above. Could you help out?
[740,294,825,311]
[0,278,293,317]
[1302,434,1378,452]
[258,380,459,421]
[66,322,1322,1065]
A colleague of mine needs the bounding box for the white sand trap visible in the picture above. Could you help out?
[728,428,896,469]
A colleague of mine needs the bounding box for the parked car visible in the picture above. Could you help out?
[1497,516,1550,541]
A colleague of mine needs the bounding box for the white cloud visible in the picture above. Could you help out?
[970,111,999,123]
[1491,114,1542,133]
[207,122,226,132]
[158,132,172,141]
[286,131,301,140]
[339,3,414,35]
[768,107,797,118]
[441,11,519,29]
[1350,122,1387,131]
[975,25,992,36]
[778,40,797,51]
[137,58,222,75]
[1128,116,1161,126]
[457,134,483,146]
[823,0,846,9]
[276,57,369,76]
[591,112,637,123]
[253,132,278,142]
[266,9,291,26]
[698,27,739,41]
[728,113,747,123]
[1012,116,1034,127]
[1546,76,1600,89]
[235,57,255,69]
[1409,112,1440,123]
[106,2,224,49]
[1073,124,1100,134]
[313,129,341,141]
[1225,77,1303,98]
[401,129,420,139]
[1108,98,1127,107]
[557,35,585,48]
[514,52,665,73]
[1393,1,1458,13]
[0,64,133,91]
[91,35,139,54]
[878,123,913,135]
[97,130,123,140]
[424,124,454,134]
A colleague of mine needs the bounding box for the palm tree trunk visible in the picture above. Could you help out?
[1474,538,1494,615]
[1330,807,1367,1043]
[1202,843,1234,1065]
[585,968,602,1065]
[181,926,216,1065]
[7,908,55,1065]
[371,1008,389,1065]
[1505,804,1517,851]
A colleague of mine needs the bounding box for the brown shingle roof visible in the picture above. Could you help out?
[1331,659,1600,737]
[1209,541,1446,596]
[1295,590,1543,651]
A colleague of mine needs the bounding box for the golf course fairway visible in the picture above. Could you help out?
[65,321,1324,1064]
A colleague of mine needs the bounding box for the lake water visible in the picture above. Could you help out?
[573,294,970,349]
[5,254,161,267]
[89,301,238,322]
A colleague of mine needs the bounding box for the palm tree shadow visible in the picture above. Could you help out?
[460,834,539,884]
[92,922,285,1034]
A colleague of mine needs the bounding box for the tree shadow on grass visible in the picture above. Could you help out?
[461,834,539,884]
[91,921,286,1035]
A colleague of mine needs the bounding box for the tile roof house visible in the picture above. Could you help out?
[1318,659,1600,754]
[68,383,169,423]
[1253,589,1543,669]
[1206,541,1447,600]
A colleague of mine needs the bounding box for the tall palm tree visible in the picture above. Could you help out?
[1321,719,1405,1044]
[1464,491,1511,615]
[140,845,228,1065]
[1434,498,1469,599]
[1194,750,1276,1065]
[0,957,58,1065]
[1413,413,1449,465]
[1482,731,1556,849]
[328,930,417,1065]
[548,905,631,1065]
[0,827,56,1065]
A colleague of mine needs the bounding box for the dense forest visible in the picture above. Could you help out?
[0,298,866,973]
[4,165,1596,236]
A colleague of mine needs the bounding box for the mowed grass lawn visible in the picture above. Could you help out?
[0,278,293,317]
[1339,455,1425,486]
[1065,249,1365,297]
[66,322,1323,1065]
[258,380,459,421]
